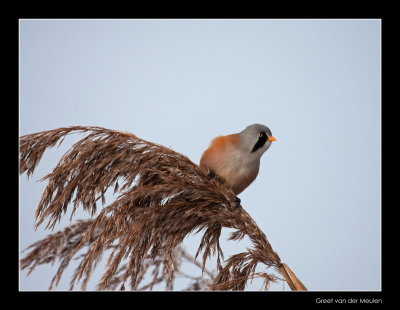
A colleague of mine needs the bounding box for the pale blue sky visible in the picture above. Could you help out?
[19,19,381,291]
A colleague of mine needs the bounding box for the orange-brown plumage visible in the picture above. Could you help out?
[200,124,276,195]
[200,134,238,170]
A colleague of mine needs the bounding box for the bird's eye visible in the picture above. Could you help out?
[258,133,263,138]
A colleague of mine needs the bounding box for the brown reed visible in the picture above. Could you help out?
[19,126,306,291]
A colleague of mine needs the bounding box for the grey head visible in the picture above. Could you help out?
[238,123,276,156]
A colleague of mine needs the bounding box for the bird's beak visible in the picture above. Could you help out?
[268,136,276,142]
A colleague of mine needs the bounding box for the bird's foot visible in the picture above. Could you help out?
[207,170,217,180]
[233,196,241,208]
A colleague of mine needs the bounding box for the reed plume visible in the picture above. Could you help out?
[19,126,306,291]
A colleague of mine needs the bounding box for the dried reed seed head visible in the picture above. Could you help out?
[20,126,283,290]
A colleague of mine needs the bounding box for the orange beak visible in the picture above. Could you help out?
[268,136,276,142]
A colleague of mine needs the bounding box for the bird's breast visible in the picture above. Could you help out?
[200,134,260,195]
[220,149,260,194]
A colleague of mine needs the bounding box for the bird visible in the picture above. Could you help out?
[200,124,276,196]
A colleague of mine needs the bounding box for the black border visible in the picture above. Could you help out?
[14,16,384,305]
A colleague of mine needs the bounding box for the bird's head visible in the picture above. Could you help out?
[238,123,276,158]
